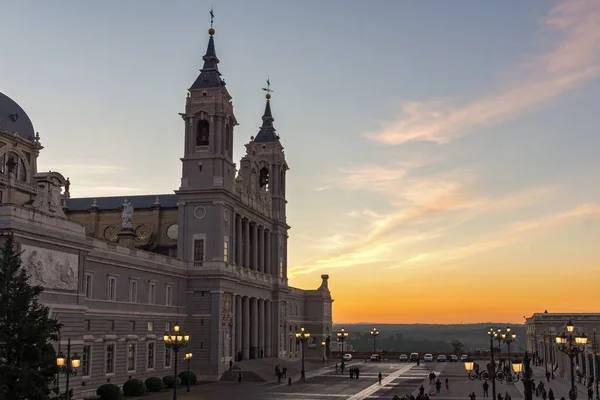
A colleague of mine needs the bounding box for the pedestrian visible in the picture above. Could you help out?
[548,389,555,400]
[356,367,360,379]
[446,378,449,390]
[335,363,338,374]
[588,388,593,400]
[435,379,442,393]
[229,359,233,371]
[237,372,243,384]
[379,372,383,385]
[542,388,547,400]
[483,381,489,398]
[497,393,503,400]
[283,367,287,378]
[546,371,551,383]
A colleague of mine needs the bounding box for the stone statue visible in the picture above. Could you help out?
[64,177,71,194]
[121,199,134,230]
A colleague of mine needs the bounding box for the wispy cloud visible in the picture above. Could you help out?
[364,0,600,145]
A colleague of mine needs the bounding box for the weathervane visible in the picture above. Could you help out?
[210,6,215,29]
[262,77,274,98]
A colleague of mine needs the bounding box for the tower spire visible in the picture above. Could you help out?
[254,78,279,143]
[190,7,226,90]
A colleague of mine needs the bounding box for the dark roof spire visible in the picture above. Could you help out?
[190,7,227,90]
[254,78,279,143]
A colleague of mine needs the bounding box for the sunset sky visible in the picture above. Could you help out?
[2,1,600,324]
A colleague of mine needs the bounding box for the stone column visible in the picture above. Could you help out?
[242,296,250,360]
[250,297,258,359]
[235,295,242,360]
[265,300,272,357]
[244,219,250,269]
[236,214,243,266]
[266,229,272,275]
[258,298,265,358]
[258,226,265,273]
[251,223,258,271]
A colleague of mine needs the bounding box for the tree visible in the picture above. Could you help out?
[0,234,62,400]
[451,339,464,354]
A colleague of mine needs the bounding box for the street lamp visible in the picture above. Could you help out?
[464,328,521,400]
[495,328,503,352]
[336,328,349,363]
[321,341,326,363]
[502,327,517,378]
[56,337,81,400]
[543,331,555,379]
[296,327,310,380]
[556,320,587,399]
[184,352,192,392]
[370,328,379,355]
[520,351,534,400]
[164,323,190,400]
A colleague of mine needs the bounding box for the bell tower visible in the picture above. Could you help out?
[179,16,237,194]
[235,81,290,279]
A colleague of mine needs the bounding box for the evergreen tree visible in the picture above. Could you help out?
[0,233,62,400]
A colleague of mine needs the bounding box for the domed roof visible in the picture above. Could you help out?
[0,92,35,140]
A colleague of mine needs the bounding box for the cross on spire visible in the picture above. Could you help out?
[262,77,274,95]
[210,6,215,29]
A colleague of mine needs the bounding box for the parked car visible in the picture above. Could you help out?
[370,354,381,362]
[450,355,459,362]
[343,354,353,362]
[399,354,408,362]
[461,355,469,361]
[410,353,419,361]
[424,353,433,362]
[436,354,447,362]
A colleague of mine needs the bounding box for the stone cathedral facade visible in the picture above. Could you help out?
[0,24,333,398]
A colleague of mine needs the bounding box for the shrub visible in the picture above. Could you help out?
[178,371,198,386]
[96,384,121,400]
[145,376,164,392]
[163,375,181,389]
[123,379,146,396]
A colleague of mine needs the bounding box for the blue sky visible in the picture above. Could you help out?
[2,0,600,322]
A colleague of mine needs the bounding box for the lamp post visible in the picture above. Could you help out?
[184,352,192,392]
[521,351,534,400]
[593,331,599,400]
[556,320,587,400]
[336,328,349,363]
[296,327,310,380]
[164,323,190,400]
[321,341,326,363]
[56,337,81,400]
[464,329,522,400]
[502,327,517,378]
[370,328,379,355]
[495,328,503,353]
[543,330,556,379]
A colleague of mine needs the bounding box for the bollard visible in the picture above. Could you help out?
[288,377,292,385]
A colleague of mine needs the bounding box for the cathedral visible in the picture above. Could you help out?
[0,20,333,398]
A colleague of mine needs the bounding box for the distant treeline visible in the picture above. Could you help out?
[332,323,526,353]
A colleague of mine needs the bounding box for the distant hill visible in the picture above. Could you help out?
[332,323,526,353]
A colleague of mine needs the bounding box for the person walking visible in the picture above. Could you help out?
[435,379,442,393]
[548,389,555,400]
[588,387,594,400]
[379,372,383,385]
[445,378,449,390]
[483,381,490,398]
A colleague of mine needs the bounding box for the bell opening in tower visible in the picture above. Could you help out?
[259,167,269,191]
[196,119,210,147]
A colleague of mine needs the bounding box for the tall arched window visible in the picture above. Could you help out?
[0,151,27,182]
[196,120,210,146]
[259,167,270,190]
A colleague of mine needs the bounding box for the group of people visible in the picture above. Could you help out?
[274,364,288,383]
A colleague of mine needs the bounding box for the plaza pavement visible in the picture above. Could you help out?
[134,360,595,400]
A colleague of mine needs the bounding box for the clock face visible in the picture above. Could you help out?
[166,224,179,240]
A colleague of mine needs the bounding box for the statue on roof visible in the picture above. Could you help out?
[121,199,134,230]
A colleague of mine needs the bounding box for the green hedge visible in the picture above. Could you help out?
[96,383,120,400]
[178,371,198,386]
[123,379,146,396]
[162,375,182,389]
[145,376,164,392]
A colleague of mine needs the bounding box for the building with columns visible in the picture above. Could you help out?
[0,21,333,398]
[526,312,600,384]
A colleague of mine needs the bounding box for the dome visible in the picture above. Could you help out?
[0,92,36,140]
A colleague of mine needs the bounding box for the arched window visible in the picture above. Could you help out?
[259,167,270,190]
[196,120,210,146]
[0,151,27,182]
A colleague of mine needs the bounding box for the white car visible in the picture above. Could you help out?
[424,353,433,362]
[343,354,353,362]
[399,354,408,362]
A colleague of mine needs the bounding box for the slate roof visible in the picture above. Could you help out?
[66,194,178,211]
[190,34,228,92]
[0,92,36,140]
[253,99,279,143]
